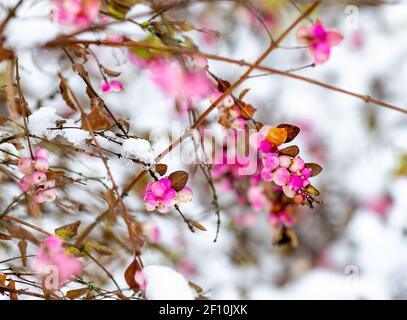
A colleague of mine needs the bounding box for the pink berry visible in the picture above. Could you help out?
[42,189,56,203]
[278,155,292,168]
[32,172,47,186]
[283,185,296,198]
[34,157,49,172]
[260,168,273,182]
[259,140,272,153]
[34,147,49,159]
[32,192,45,204]
[273,167,290,186]
[262,153,279,171]
[19,174,33,192]
[18,157,34,175]
[289,157,305,173]
[176,186,193,203]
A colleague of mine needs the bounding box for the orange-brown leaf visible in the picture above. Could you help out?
[277,124,300,143]
[168,171,189,192]
[82,105,111,132]
[124,259,142,291]
[266,127,288,147]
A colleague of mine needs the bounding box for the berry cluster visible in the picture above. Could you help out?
[18,148,56,204]
[144,177,193,213]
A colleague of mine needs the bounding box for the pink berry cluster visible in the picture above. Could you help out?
[18,148,56,204]
[32,236,83,288]
[260,152,311,201]
[144,177,193,213]
[101,80,124,94]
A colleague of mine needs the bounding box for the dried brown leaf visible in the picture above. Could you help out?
[18,240,27,267]
[277,124,300,143]
[155,164,168,176]
[279,145,300,157]
[66,288,89,300]
[59,78,77,111]
[124,258,142,291]
[168,171,189,192]
[305,163,323,177]
[55,221,81,240]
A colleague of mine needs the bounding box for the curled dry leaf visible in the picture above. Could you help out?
[85,240,114,256]
[155,163,168,176]
[238,88,251,101]
[277,124,300,143]
[55,221,81,240]
[66,288,89,300]
[304,184,320,197]
[101,66,122,78]
[188,219,207,232]
[59,78,76,111]
[124,258,142,292]
[3,221,39,244]
[18,240,27,267]
[82,104,111,132]
[168,170,189,192]
[7,280,18,300]
[305,163,323,177]
[239,103,256,120]
[266,127,288,147]
[279,145,300,157]
[0,232,12,241]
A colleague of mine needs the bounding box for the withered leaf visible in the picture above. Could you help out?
[238,88,251,101]
[188,219,207,232]
[0,46,14,62]
[155,164,168,176]
[18,240,27,267]
[46,170,65,181]
[0,232,12,241]
[55,221,81,240]
[266,127,288,147]
[3,222,38,244]
[304,184,320,197]
[279,145,300,157]
[59,78,76,111]
[168,171,189,192]
[277,124,300,143]
[72,63,88,78]
[217,79,231,92]
[82,105,111,132]
[239,103,256,120]
[101,66,121,78]
[66,288,89,300]
[305,163,323,177]
[0,273,6,286]
[124,258,142,292]
[85,240,114,256]
[7,280,18,300]
[189,281,203,294]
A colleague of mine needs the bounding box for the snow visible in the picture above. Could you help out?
[63,119,90,146]
[121,138,155,165]
[0,143,18,159]
[28,107,89,146]
[143,265,195,300]
[3,0,60,51]
[28,106,62,139]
